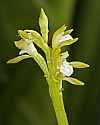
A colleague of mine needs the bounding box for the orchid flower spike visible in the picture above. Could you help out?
[7,8,90,125]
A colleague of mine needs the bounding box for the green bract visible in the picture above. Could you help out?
[39,8,48,43]
[7,55,31,63]
[7,8,90,125]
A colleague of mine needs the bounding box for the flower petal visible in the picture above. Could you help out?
[70,61,90,68]
[59,34,73,43]
[19,50,27,55]
[7,55,31,64]
[64,29,73,35]
[24,30,48,53]
[18,30,29,39]
[15,39,28,49]
[60,61,74,76]
[52,25,67,48]
[64,77,85,85]
[58,38,78,48]
[15,39,37,55]
[39,8,48,43]
[60,51,69,62]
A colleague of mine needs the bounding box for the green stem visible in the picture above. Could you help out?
[46,48,69,125]
[49,80,69,125]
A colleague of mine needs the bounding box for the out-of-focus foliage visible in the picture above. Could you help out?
[0,0,100,125]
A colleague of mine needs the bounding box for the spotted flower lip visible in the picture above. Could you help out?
[58,34,73,43]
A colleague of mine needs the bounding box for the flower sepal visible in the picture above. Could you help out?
[58,38,78,48]
[18,30,29,39]
[64,29,73,35]
[24,30,48,53]
[7,55,31,64]
[63,77,85,86]
[52,25,67,48]
[70,61,90,68]
[60,51,69,62]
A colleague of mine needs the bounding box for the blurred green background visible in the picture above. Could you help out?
[0,0,100,125]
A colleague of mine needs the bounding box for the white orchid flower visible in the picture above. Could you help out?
[52,25,78,48]
[60,60,74,77]
[7,31,48,76]
[59,59,89,85]
[7,34,37,64]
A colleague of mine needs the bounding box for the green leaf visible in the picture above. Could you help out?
[24,30,48,53]
[58,38,78,48]
[39,8,48,43]
[33,53,48,75]
[64,77,85,85]
[7,55,31,64]
[70,61,90,68]
[52,25,67,48]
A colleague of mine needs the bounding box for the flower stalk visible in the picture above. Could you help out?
[7,8,89,125]
[46,49,69,125]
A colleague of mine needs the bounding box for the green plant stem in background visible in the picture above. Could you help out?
[46,49,69,125]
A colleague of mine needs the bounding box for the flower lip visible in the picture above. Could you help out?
[59,34,73,43]
[19,50,27,55]
[20,40,37,55]
[60,60,74,77]
[15,34,37,56]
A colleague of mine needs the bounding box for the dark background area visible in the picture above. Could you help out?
[0,0,100,125]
